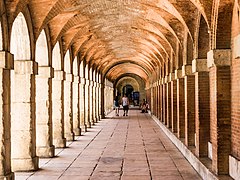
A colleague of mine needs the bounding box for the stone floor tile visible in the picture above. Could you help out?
[59,175,90,180]
[121,175,151,180]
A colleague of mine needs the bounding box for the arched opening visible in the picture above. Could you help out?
[72,56,81,135]
[0,20,2,50]
[10,12,38,171]
[63,50,74,141]
[51,41,66,148]
[35,30,54,157]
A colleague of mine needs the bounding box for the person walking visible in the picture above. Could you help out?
[114,95,120,116]
[122,94,129,116]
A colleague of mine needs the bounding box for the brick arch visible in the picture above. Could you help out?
[195,14,209,59]
[211,0,234,49]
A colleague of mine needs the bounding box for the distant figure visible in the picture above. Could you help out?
[140,99,149,113]
[114,95,120,116]
[122,94,129,116]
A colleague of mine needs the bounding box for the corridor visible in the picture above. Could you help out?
[16,109,200,180]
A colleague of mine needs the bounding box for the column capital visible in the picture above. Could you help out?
[54,70,65,80]
[73,75,79,83]
[182,65,192,77]
[207,49,231,68]
[65,73,73,82]
[14,60,38,75]
[169,72,175,81]
[0,51,14,69]
[38,66,54,78]
[175,69,183,79]
[164,75,169,84]
[192,59,209,73]
[80,77,85,84]
[85,79,90,86]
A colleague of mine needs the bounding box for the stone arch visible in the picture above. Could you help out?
[36,30,48,66]
[35,28,55,157]
[0,20,2,51]
[52,42,62,70]
[73,56,78,76]
[64,50,71,73]
[10,11,39,171]
[10,12,31,60]
[79,60,85,78]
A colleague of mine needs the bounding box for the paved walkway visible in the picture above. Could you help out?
[16,109,201,180]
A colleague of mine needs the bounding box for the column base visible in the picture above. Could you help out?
[11,156,39,172]
[74,128,81,136]
[87,121,91,128]
[53,138,66,148]
[65,133,75,141]
[0,172,14,180]
[36,145,55,158]
[80,124,87,133]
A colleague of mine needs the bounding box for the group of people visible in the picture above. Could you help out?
[114,94,129,116]
[114,95,149,116]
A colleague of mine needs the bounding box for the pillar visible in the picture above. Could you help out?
[36,66,55,157]
[79,77,87,132]
[93,81,97,123]
[183,65,195,146]
[208,50,231,175]
[73,75,81,135]
[52,70,66,148]
[64,73,74,141]
[85,79,91,127]
[170,73,177,133]
[176,69,185,138]
[0,52,14,178]
[192,59,210,157]
[162,79,167,125]
[11,60,39,171]
[166,76,172,128]
[89,81,94,125]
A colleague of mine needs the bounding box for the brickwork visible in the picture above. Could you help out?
[209,66,231,175]
[184,75,195,146]
[177,78,185,138]
[171,80,177,133]
[167,82,172,128]
[231,59,240,159]
[195,72,210,157]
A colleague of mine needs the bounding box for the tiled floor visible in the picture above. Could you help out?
[16,109,201,180]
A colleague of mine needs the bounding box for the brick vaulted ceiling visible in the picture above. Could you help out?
[5,0,213,82]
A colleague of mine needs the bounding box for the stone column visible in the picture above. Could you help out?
[36,66,55,157]
[79,78,87,132]
[73,75,81,136]
[98,83,102,119]
[0,52,14,178]
[170,73,177,133]
[11,60,39,171]
[176,69,185,138]
[52,70,66,148]
[92,81,97,123]
[64,73,74,141]
[85,79,91,127]
[208,50,231,175]
[183,65,195,146]
[89,81,94,125]
[166,76,172,128]
[192,59,210,157]
[95,82,99,122]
